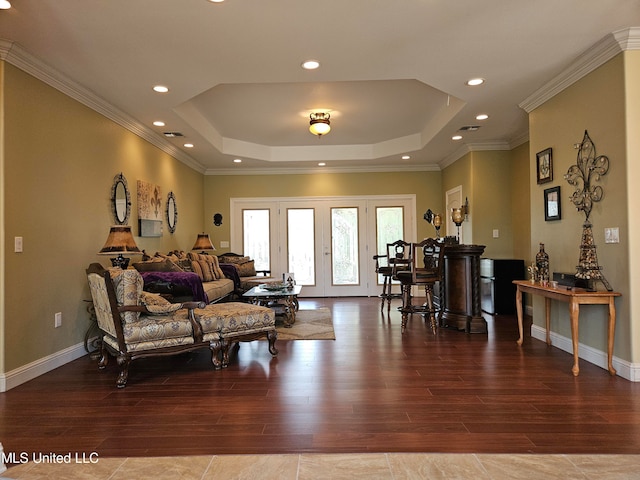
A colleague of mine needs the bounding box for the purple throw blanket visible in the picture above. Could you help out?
[140,271,208,303]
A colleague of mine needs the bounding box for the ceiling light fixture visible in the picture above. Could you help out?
[302,60,320,70]
[318,162,326,166]
[153,121,165,127]
[452,135,463,141]
[0,1,11,10]
[309,112,330,137]
[476,114,489,121]
[466,78,485,86]
[153,85,169,93]
[233,158,242,163]
[207,0,225,3]
[184,143,194,148]
[402,155,410,160]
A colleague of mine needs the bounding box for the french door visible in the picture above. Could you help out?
[231,195,415,297]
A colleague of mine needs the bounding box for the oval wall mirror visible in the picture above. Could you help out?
[166,191,178,233]
[110,173,131,225]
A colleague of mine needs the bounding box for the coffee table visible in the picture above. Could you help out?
[243,284,302,327]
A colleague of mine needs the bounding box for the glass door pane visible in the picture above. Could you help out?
[375,206,404,284]
[287,208,315,285]
[243,209,270,271]
[331,207,359,285]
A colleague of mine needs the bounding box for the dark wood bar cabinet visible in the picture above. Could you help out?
[440,244,486,333]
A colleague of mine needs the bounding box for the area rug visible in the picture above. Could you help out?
[274,307,335,340]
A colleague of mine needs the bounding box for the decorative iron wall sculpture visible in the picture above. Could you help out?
[564,130,612,290]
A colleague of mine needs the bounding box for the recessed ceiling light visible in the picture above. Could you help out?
[233,158,242,163]
[184,143,194,148]
[0,1,12,10]
[207,0,224,3]
[401,155,410,160]
[452,135,463,141]
[476,114,489,121]
[466,78,485,86]
[153,85,169,93]
[302,60,320,70]
[318,162,326,166]
[153,121,165,127]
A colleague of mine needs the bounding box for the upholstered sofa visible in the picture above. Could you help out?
[133,251,273,303]
[86,263,278,387]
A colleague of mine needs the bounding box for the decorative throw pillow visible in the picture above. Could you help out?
[235,260,257,277]
[191,259,215,282]
[219,255,251,264]
[140,291,182,314]
[133,259,183,273]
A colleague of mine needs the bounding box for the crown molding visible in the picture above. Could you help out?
[0,39,206,174]
[519,27,640,113]
[204,163,440,176]
[438,141,512,169]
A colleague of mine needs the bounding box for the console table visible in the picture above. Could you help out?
[514,280,621,376]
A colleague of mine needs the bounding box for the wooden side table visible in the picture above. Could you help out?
[514,280,621,376]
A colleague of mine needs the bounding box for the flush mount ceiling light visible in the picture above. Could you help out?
[466,78,485,86]
[302,60,320,70]
[0,1,12,9]
[309,112,331,137]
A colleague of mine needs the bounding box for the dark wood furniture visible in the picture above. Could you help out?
[514,280,621,376]
[373,240,410,313]
[440,244,486,333]
[480,258,525,315]
[396,238,445,334]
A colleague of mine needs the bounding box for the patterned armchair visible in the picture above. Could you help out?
[86,263,278,387]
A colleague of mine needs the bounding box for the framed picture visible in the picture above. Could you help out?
[536,147,553,184]
[544,186,561,221]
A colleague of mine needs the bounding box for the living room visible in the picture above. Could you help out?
[1,1,640,477]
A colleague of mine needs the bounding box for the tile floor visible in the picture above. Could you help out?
[3,453,640,479]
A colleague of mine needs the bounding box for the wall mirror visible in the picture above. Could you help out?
[166,191,178,233]
[110,172,131,225]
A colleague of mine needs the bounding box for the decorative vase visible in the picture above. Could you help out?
[536,243,549,285]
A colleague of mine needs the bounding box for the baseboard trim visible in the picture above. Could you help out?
[0,341,89,392]
[530,325,638,382]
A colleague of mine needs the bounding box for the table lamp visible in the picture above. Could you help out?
[192,233,216,254]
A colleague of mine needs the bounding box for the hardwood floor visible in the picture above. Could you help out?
[2,297,639,459]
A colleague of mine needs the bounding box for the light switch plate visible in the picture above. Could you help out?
[14,236,23,253]
[220,241,230,248]
[492,229,499,238]
[604,227,619,244]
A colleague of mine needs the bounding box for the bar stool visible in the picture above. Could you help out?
[373,240,410,313]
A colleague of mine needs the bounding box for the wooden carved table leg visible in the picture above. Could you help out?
[516,286,524,345]
[569,299,580,376]
[607,298,617,376]
[282,295,296,328]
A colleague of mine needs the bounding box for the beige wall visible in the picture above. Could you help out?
[1,63,204,371]
[203,170,443,250]
[442,148,530,260]
[529,53,633,361]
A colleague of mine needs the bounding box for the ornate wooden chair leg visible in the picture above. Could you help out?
[267,330,279,356]
[97,342,109,369]
[209,340,223,369]
[400,283,412,333]
[425,286,437,335]
[116,355,130,388]
[380,276,388,312]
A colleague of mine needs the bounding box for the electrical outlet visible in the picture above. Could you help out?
[54,312,62,328]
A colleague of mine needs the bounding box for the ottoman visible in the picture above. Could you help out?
[195,302,278,368]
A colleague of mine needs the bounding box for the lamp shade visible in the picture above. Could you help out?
[192,233,216,252]
[98,225,141,255]
[98,225,142,268]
